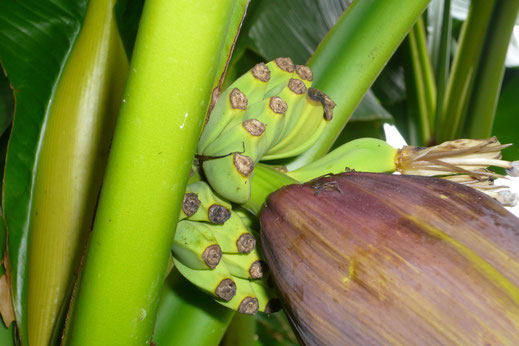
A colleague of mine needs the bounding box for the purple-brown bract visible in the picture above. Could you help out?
[260,172,519,345]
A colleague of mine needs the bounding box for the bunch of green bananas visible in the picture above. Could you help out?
[172,179,280,315]
[173,58,519,317]
[198,57,335,204]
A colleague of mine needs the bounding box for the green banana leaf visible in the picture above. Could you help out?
[494,69,519,162]
[0,0,88,343]
[0,72,13,138]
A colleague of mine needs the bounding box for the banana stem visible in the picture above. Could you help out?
[153,267,235,346]
[287,0,431,170]
[244,164,297,215]
[62,1,238,344]
[437,0,497,142]
[463,0,519,139]
[221,313,256,346]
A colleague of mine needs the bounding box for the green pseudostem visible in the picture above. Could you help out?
[63,1,239,344]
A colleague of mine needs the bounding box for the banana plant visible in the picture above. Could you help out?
[0,0,518,345]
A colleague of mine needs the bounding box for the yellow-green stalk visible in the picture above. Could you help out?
[26,0,128,344]
[63,1,240,344]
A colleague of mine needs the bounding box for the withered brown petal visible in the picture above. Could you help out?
[260,172,519,346]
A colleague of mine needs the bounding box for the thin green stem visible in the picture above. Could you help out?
[244,164,297,215]
[62,1,238,344]
[406,17,436,145]
[430,0,452,143]
[221,313,256,346]
[464,0,519,138]
[415,17,437,138]
[438,0,496,142]
[153,267,235,346]
[287,0,431,170]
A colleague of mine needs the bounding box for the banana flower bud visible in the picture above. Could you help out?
[260,172,519,345]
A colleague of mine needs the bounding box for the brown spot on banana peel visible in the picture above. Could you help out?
[242,119,265,137]
[269,96,288,114]
[202,245,222,269]
[233,153,254,177]
[249,260,266,279]
[208,204,231,224]
[215,278,236,301]
[182,193,200,216]
[229,88,247,110]
[295,65,313,82]
[308,87,335,120]
[236,233,256,254]
[260,172,519,345]
[275,57,295,73]
[251,62,271,83]
[288,78,306,95]
[238,297,259,315]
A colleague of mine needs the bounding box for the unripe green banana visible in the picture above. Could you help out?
[207,211,257,254]
[198,87,249,154]
[173,257,237,302]
[222,248,266,280]
[263,87,334,160]
[202,152,255,204]
[265,79,307,148]
[228,62,272,105]
[172,220,222,270]
[243,96,288,149]
[264,57,295,95]
[286,138,398,180]
[180,181,232,224]
[234,207,260,234]
[217,276,259,315]
[250,278,281,314]
[202,118,269,163]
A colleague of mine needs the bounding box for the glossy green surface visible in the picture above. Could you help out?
[63,1,242,344]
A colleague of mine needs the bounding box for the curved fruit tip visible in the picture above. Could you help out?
[208,204,231,224]
[215,279,237,301]
[202,245,222,269]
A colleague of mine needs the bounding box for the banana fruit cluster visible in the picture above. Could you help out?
[198,57,335,204]
[172,180,280,315]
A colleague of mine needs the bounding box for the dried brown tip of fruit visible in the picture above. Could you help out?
[236,233,256,254]
[269,96,288,114]
[288,78,306,95]
[182,193,200,216]
[308,87,335,120]
[238,297,259,315]
[264,299,281,314]
[275,57,295,73]
[249,260,266,279]
[202,244,222,269]
[215,278,236,301]
[242,119,266,137]
[295,65,313,81]
[233,153,254,177]
[208,204,231,224]
[230,88,247,110]
[251,62,271,82]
